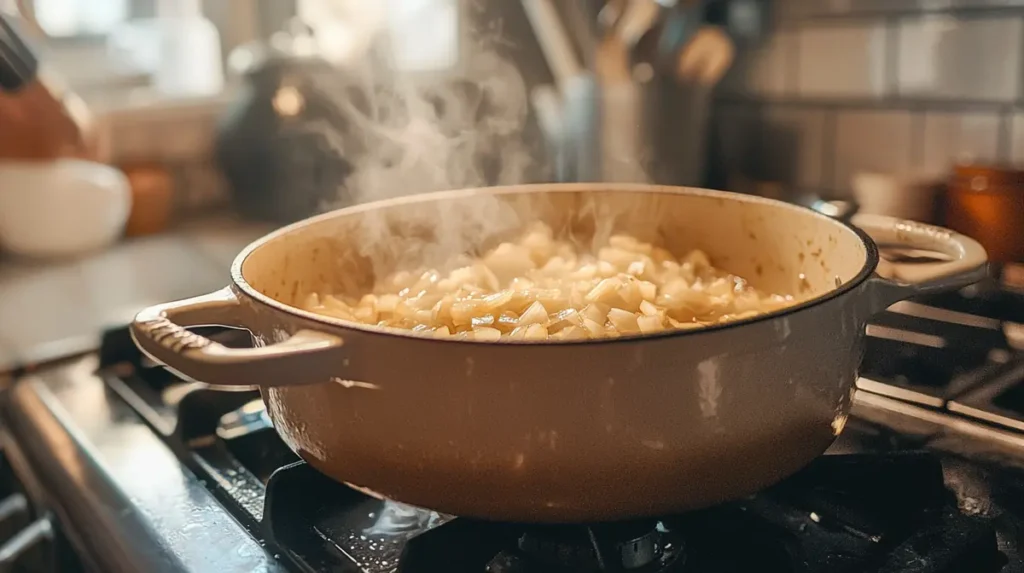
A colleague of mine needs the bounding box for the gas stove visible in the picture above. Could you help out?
[1,281,1024,572]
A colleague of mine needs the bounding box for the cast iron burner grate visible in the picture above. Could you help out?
[256,453,1008,573]
[90,302,1024,573]
[484,521,685,572]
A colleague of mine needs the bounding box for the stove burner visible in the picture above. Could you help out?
[43,292,1023,573]
[520,521,679,568]
[486,520,684,573]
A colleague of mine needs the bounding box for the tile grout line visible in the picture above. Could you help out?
[1009,12,1024,162]
[719,3,1024,193]
[0,333,20,375]
[884,14,900,99]
[822,109,838,194]
[774,4,1024,26]
[997,108,1013,163]
[715,95,1018,112]
[909,111,926,173]
[1016,12,1024,105]
[785,25,801,97]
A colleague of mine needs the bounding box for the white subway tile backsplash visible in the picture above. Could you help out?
[955,0,1024,6]
[921,112,1001,176]
[713,3,1024,198]
[721,32,794,95]
[759,107,829,189]
[834,110,916,190]
[796,23,889,98]
[897,16,1023,101]
[1008,113,1024,164]
[778,0,1024,19]
[786,0,909,16]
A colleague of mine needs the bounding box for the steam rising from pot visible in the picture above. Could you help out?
[291,1,534,202]
[298,1,538,274]
[296,1,655,285]
[338,49,533,203]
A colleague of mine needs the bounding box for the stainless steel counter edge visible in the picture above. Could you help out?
[0,355,286,573]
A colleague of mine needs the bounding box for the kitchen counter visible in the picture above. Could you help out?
[0,215,274,372]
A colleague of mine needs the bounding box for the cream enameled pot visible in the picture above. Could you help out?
[131,184,987,523]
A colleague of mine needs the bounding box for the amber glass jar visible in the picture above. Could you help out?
[121,164,175,237]
[946,164,1024,264]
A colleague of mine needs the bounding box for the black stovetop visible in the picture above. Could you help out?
[2,281,1024,573]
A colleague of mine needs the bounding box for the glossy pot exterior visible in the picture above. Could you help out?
[246,282,870,521]
[131,183,988,522]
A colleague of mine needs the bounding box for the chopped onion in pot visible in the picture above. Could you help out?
[302,223,797,341]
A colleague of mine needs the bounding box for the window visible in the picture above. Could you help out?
[296,0,461,71]
[31,0,132,37]
[386,0,460,72]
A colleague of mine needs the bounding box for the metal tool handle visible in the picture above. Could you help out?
[0,13,38,92]
[0,515,52,571]
[0,495,27,524]
[130,286,345,387]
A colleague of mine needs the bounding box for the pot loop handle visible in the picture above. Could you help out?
[851,213,989,302]
[130,287,344,387]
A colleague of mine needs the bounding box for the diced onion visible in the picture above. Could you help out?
[302,223,796,341]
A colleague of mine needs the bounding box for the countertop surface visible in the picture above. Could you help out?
[0,215,274,372]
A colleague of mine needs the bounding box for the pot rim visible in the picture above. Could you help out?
[228,183,881,346]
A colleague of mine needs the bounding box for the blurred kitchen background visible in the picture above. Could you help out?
[0,0,1022,369]
[709,0,1024,203]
